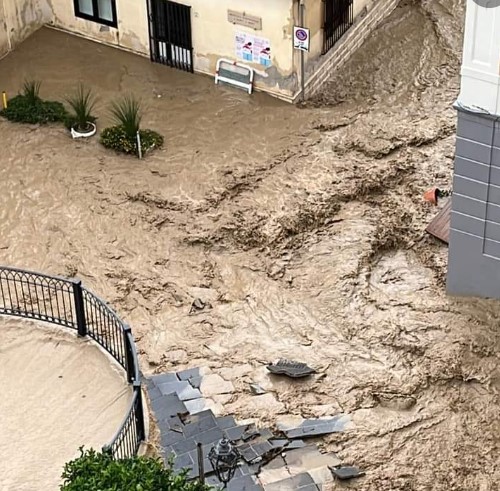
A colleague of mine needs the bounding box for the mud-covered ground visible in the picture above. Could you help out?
[1,0,500,489]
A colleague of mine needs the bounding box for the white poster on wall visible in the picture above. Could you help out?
[235,32,272,67]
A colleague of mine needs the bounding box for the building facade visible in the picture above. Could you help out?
[447,0,500,297]
[0,0,398,101]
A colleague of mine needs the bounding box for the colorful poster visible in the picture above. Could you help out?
[235,32,272,67]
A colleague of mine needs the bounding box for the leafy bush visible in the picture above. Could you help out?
[65,84,97,131]
[0,94,68,124]
[110,95,141,138]
[60,448,213,491]
[100,125,163,155]
[1,79,67,125]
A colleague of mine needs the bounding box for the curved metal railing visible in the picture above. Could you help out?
[0,265,145,459]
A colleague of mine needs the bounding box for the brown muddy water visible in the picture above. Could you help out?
[1,0,499,489]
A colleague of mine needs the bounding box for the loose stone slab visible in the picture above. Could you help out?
[331,466,366,480]
[266,359,316,378]
[278,415,350,439]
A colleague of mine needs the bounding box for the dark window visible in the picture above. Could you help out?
[74,0,118,28]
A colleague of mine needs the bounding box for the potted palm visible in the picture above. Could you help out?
[65,84,97,139]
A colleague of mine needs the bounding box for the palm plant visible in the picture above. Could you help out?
[22,79,41,105]
[110,95,141,138]
[65,84,97,131]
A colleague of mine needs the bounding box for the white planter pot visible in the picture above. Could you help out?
[70,122,96,139]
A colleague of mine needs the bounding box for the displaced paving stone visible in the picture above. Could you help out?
[184,398,208,414]
[278,415,350,439]
[238,439,274,464]
[176,367,202,381]
[187,376,203,389]
[200,373,235,397]
[331,466,366,480]
[216,415,237,429]
[151,372,178,385]
[250,383,267,395]
[206,473,263,491]
[263,472,318,491]
[224,424,249,442]
[157,380,202,401]
[266,359,316,378]
[152,394,188,421]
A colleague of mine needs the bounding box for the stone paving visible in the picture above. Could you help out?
[144,366,361,490]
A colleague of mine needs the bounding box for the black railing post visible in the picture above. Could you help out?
[134,381,146,443]
[72,280,87,337]
[124,325,134,383]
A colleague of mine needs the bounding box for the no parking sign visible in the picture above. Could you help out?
[293,26,310,52]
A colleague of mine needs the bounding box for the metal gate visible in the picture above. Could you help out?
[322,0,354,54]
[147,0,193,72]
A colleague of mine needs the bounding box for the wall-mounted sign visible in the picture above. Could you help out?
[235,32,271,67]
[293,26,310,51]
[228,10,262,30]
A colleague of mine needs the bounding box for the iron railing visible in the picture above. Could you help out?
[323,0,354,54]
[0,265,145,459]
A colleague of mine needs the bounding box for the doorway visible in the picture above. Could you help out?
[147,0,193,72]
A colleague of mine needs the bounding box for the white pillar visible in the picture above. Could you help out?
[458,0,500,115]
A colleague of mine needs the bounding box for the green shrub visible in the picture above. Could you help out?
[100,125,163,155]
[0,94,68,124]
[60,448,213,491]
[65,84,97,131]
[110,95,141,138]
[22,79,42,105]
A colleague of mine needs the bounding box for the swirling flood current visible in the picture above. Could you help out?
[2,1,499,489]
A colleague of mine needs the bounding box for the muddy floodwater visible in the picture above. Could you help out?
[1,0,500,489]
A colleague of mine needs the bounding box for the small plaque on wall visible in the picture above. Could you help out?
[228,10,262,30]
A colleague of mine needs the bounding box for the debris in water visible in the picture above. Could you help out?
[426,199,451,244]
[331,465,366,480]
[189,298,209,314]
[423,187,452,206]
[266,359,316,378]
[249,383,267,395]
[277,415,351,439]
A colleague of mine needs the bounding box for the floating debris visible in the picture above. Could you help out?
[266,359,316,378]
[249,383,267,395]
[277,415,350,439]
[331,465,366,480]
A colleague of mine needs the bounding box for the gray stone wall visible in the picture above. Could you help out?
[447,107,500,298]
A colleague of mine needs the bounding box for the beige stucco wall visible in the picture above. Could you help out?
[0,0,9,59]
[0,0,51,58]
[50,0,149,55]
[50,0,296,98]
[1,0,375,101]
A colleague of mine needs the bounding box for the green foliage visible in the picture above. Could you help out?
[0,94,68,124]
[100,125,163,155]
[65,84,97,131]
[110,95,142,138]
[22,79,42,105]
[60,448,213,491]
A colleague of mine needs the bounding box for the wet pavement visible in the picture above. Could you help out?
[1,1,500,489]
